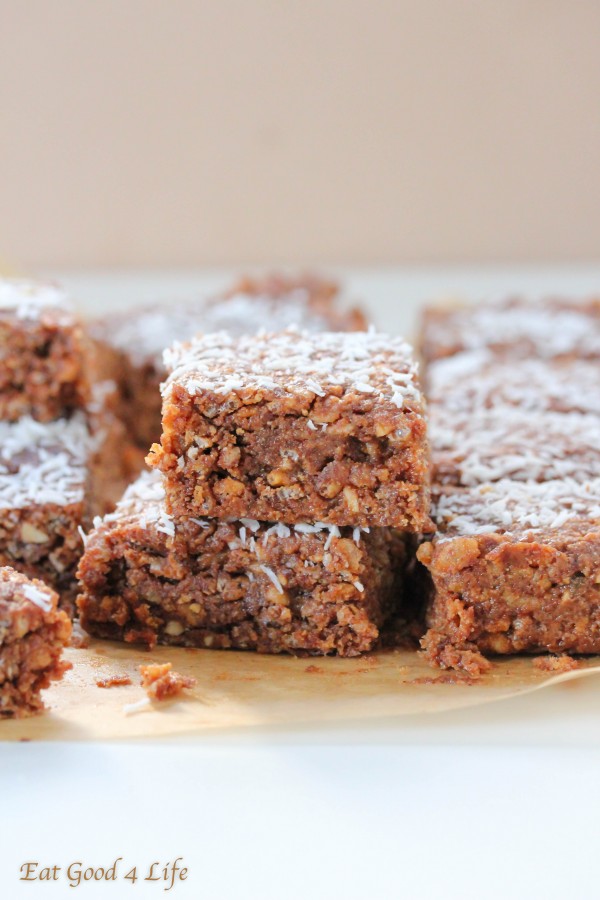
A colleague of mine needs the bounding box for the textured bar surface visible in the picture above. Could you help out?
[78,472,405,657]
[150,328,431,529]
[419,480,600,674]
[0,279,89,421]
[0,567,71,717]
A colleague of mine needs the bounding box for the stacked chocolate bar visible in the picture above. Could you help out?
[0,278,128,604]
[418,298,600,674]
[78,327,431,657]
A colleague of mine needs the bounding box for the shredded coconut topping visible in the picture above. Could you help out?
[430,407,600,486]
[0,278,72,321]
[433,478,600,539]
[425,298,600,359]
[22,582,54,611]
[0,414,96,508]
[91,285,349,368]
[163,328,421,409]
[428,351,600,417]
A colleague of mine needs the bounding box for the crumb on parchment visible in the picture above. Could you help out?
[138,662,196,701]
[96,674,132,688]
[532,655,579,674]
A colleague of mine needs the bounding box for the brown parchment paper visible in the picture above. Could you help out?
[2,640,600,741]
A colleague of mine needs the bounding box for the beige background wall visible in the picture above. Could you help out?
[1,1,600,269]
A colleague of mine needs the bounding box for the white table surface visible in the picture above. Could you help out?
[2,267,600,900]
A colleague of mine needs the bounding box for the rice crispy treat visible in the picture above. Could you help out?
[0,412,128,608]
[421,297,600,364]
[149,329,432,530]
[0,567,71,717]
[418,479,600,674]
[91,273,366,449]
[0,279,89,421]
[77,472,405,657]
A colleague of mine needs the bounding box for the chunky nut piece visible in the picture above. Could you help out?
[267,468,292,487]
[213,477,244,498]
[374,419,396,437]
[20,523,50,544]
[218,445,241,470]
[343,486,360,513]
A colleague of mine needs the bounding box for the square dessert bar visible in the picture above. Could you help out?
[421,297,600,365]
[0,279,89,421]
[77,472,406,657]
[91,272,367,449]
[418,479,600,675]
[149,329,432,530]
[0,567,71,717]
[0,411,129,607]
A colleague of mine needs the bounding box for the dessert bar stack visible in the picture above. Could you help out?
[418,298,600,674]
[0,279,129,605]
[91,273,366,449]
[78,327,431,657]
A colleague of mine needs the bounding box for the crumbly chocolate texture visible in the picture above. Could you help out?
[0,410,130,610]
[418,480,600,670]
[421,297,600,364]
[0,279,90,421]
[77,472,405,657]
[0,567,71,717]
[149,329,431,530]
[90,273,367,448]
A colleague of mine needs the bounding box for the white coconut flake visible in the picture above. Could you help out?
[259,565,284,594]
[324,525,340,551]
[190,517,210,529]
[123,697,152,716]
[239,517,260,532]
[22,583,53,611]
